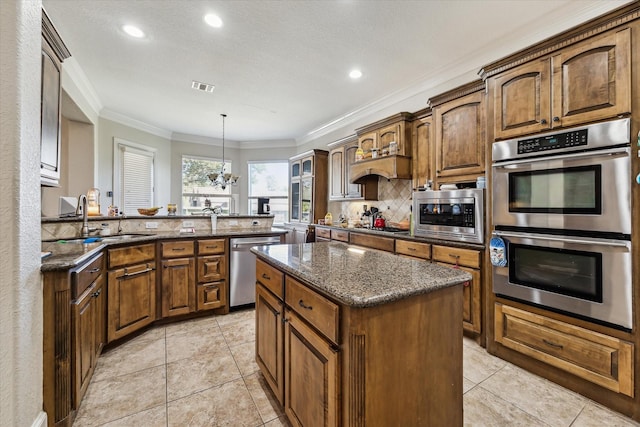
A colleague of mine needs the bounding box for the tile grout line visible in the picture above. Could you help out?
[164,326,169,427]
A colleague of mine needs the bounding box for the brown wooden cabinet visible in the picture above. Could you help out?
[349,232,394,252]
[289,150,328,225]
[431,83,486,184]
[328,137,377,201]
[40,10,70,187]
[491,27,631,140]
[161,240,196,318]
[107,243,156,343]
[432,244,482,334]
[196,238,227,312]
[355,112,413,158]
[284,309,339,427]
[395,239,431,260]
[411,109,433,190]
[495,303,634,397]
[256,283,285,405]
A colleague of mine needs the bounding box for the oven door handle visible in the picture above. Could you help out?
[492,231,631,249]
[492,146,629,168]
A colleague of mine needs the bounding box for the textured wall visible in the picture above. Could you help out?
[0,1,47,426]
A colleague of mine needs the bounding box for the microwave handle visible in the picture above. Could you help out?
[492,230,631,249]
[492,146,629,168]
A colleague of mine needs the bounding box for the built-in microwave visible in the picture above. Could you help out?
[412,189,484,244]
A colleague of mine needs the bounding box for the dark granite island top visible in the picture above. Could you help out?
[251,241,472,308]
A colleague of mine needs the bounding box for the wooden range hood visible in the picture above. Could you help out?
[350,155,412,183]
[350,112,413,183]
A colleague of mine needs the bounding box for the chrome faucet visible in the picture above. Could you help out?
[77,194,90,237]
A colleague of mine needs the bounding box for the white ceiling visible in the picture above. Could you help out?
[43,0,630,144]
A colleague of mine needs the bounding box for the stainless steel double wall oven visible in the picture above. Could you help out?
[491,118,633,330]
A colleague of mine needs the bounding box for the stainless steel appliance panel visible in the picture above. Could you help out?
[492,230,632,329]
[230,236,281,307]
[493,146,631,234]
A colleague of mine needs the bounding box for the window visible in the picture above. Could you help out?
[248,161,289,223]
[113,139,155,215]
[182,155,232,215]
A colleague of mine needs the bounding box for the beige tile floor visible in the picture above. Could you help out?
[73,308,640,426]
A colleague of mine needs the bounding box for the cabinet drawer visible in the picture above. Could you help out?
[256,258,284,299]
[350,232,395,252]
[316,227,331,239]
[432,245,480,268]
[330,229,349,243]
[395,240,430,260]
[197,255,226,283]
[495,303,633,397]
[73,253,104,298]
[198,239,225,255]
[161,240,195,258]
[285,276,338,344]
[108,243,155,269]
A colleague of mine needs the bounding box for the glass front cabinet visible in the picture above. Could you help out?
[288,150,328,225]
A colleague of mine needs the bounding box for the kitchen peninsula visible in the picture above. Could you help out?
[252,242,472,426]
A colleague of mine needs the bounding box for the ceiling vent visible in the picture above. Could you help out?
[191,80,215,93]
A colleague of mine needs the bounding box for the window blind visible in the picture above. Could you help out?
[120,145,154,215]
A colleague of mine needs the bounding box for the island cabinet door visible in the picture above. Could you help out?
[284,309,338,427]
[107,263,156,343]
[255,284,284,404]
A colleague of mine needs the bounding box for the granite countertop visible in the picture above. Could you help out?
[41,228,287,271]
[41,214,275,223]
[315,224,485,250]
[251,242,472,308]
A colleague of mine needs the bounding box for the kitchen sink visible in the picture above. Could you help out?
[44,233,152,244]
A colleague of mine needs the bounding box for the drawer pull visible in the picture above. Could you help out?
[543,339,564,350]
[172,247,186,251]
[92,289,101,298]
[89,267,101,273]
[299,300,313,310]
[262,273,271,280]
[408,247,416,251]
[123,264,154,277]
[448,254,460,260]
[205,245,218,249]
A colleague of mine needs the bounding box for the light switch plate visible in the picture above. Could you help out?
[145,222,158,229]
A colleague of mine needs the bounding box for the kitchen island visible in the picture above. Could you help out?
[252,242,472,427]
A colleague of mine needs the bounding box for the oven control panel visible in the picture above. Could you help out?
[517,128,588,154]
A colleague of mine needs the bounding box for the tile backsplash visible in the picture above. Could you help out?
[328,177,412,224]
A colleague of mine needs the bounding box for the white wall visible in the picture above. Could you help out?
[0,1,47,426]
[98,117,172,215]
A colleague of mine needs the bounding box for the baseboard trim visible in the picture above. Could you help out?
[31,411,47,427]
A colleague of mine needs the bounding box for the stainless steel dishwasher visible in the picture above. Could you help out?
[229,236,282,308]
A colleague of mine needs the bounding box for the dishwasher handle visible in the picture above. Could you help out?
[232,240,281,249]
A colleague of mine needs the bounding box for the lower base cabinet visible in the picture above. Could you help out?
[285,309,338,427]
[256,284,284,404]
[495,303,634,397]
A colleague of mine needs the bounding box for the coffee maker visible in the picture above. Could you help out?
[257,197,270,214]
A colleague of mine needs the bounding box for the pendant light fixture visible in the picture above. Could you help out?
[208,113,239,189]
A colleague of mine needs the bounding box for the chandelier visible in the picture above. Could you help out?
[208,113,240,190]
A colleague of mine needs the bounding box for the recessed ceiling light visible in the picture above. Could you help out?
[204,13,223,28]
[349,69,363,79]
[122,25,145,38]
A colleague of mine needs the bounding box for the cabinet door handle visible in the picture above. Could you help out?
[540,119,547,125]
[299,300,313,310]
[262,273,271,280]
[543,339,563,350]
[463,281,470,287]
[552,116,560,122]
[123,264,154,277]
[89,268,101,273]
[92,289,102,298]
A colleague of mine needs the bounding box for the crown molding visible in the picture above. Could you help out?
[61,57,101,122]
[101,108,172,139]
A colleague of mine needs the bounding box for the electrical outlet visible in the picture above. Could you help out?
[252,220,260,226]
[229,220,238,226]
[145,222,158,229]
[182,220,195,228]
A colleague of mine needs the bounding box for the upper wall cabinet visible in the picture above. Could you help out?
[430,82,486,184]
[289,150,328,225]
[41,10,71,187]
[411,109,432,190]
[487,26,631,141]
[350,112,413,182]
[328,136,378,201]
